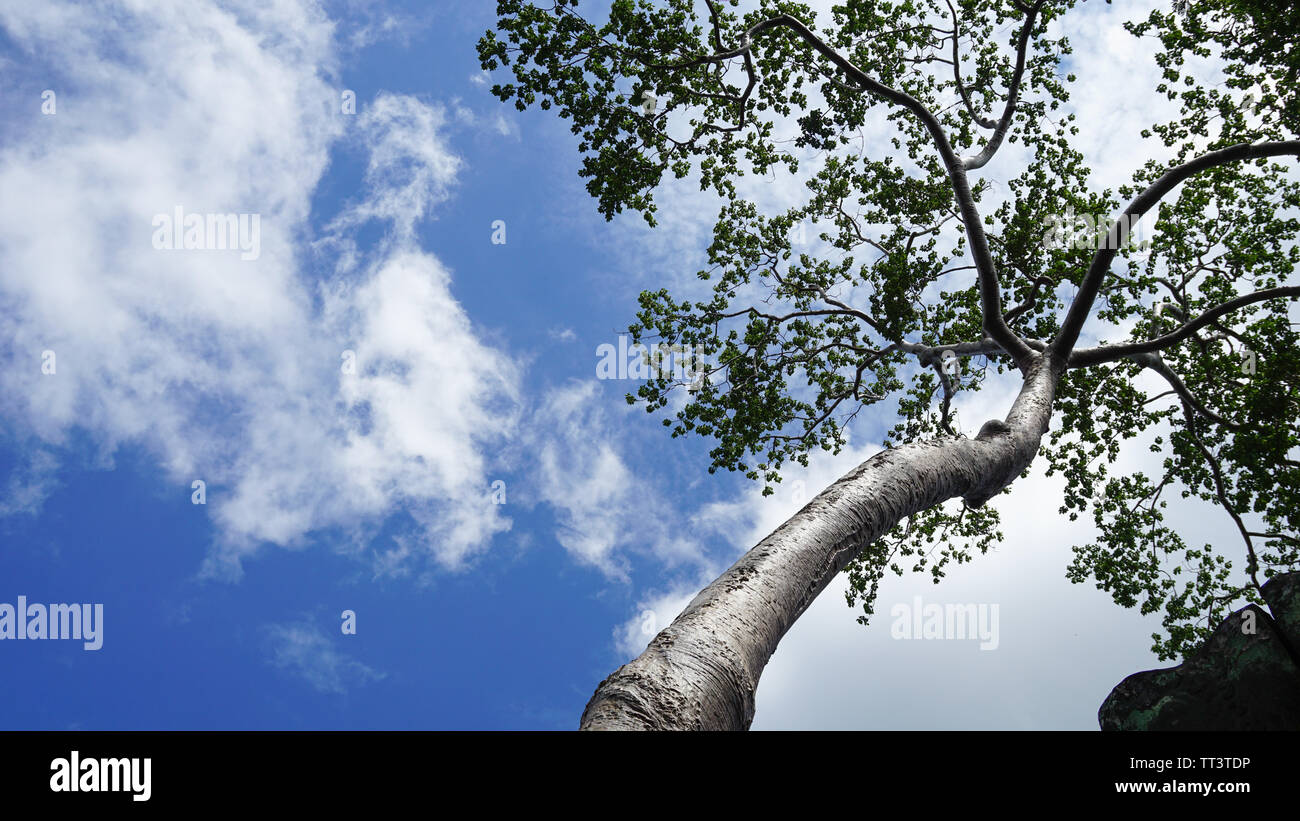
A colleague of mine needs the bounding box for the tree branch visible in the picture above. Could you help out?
[649,11,1035,368]
[1180,403,1263,593]
[961,0,1044,170]
[1126,351,1243,430]
[1049,140,1300,362]
[944,0,997,130]
[1069,285,1300,367]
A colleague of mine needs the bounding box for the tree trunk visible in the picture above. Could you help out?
[579,356,1062,730]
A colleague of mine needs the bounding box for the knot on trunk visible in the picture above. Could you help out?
[975,418,1011,441]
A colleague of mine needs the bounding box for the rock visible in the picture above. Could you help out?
[1261,572,1300,655]
[1099,573,1300,730]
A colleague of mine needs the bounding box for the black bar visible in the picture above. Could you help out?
[0,731,1290,807]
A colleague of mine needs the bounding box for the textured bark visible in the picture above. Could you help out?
[580,356,1062,730]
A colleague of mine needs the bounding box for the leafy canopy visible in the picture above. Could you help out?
[479,0,1300,660]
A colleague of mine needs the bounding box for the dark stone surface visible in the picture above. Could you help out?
[1099,574,1300,730]
[1262,572,1300,656]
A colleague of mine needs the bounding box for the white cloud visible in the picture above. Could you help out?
[614,584,700,658]
[529,382,642,578]
[264,619,384,694]
[527,379,719,579]
[0,1,518,577]
[0,448,60,518]
[328,93,462,240]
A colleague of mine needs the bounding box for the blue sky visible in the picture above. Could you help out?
[0,0,1240,730]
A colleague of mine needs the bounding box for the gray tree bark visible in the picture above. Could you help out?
[580,355,1063,730]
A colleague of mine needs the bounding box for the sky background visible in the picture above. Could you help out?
[0,0,1251,730]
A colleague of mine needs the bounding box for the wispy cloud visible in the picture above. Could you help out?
[264,619,384,695]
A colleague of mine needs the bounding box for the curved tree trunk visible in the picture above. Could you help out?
[580,356,1062,730]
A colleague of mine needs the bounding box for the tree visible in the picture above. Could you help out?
[478,0,1300,729]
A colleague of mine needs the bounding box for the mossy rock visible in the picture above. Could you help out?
[1099,572,1300,730]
